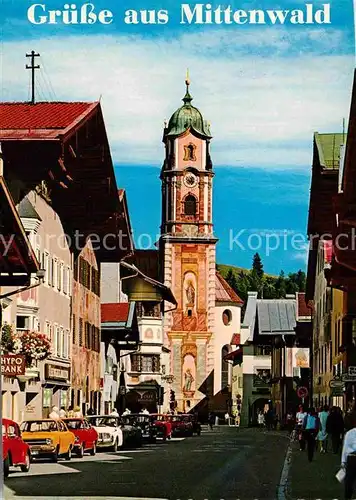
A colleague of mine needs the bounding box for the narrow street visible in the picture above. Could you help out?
[5,427,288,500]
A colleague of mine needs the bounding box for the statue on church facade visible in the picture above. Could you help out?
[186,280,195,306]
[183,368,194,392]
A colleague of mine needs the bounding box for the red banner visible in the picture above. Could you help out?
[1,355,26,376]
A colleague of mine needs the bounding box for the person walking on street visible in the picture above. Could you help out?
[296,404,307,450]
[49,406,60,420]
[341,412,356,499]
[317,405,329,453]
[327,406,345,454]
[303,407,320,462]
[208,412,214,430]
[257,410,265,429]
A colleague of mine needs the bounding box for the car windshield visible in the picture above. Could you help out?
[20,421,58,432]
[88,417,118,428]
[64,419,83,429]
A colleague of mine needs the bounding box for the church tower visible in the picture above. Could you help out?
[160,75,217,412]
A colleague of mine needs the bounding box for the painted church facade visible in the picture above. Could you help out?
[159,77,243,414]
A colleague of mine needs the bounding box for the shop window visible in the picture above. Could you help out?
[184,195,197,216]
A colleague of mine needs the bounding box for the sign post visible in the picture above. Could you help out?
[297,386,309,400]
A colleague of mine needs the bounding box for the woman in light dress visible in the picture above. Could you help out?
[317,405,329,453]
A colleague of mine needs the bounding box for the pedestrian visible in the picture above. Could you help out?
[59,406,67,418]
[341,411,356,499]
[235,412,240,427]
[295,404,307,450]
[74,406,82,417]
[111,407,120,416]
[286,410,294,433]
[257,410,265,429]
[208,412,214,430]
[225,411,230,425]
[141,408,149,415]
[302,407,320,462]
[326,406,344,454]
[67,405,74,418]
[317,405,329,453]
[121,408,130,416]
[49,406,60,420]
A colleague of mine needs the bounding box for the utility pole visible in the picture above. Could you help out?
[25,51,40,105]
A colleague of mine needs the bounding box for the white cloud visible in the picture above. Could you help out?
[1,29,353,168]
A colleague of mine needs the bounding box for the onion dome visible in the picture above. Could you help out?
[165,73,211,138]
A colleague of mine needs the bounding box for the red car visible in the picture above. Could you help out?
[151,414,172,441]
[171,414,194,437]
[3,418,31,477]
[62,418,98,457]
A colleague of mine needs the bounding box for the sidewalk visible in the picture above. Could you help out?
[287,439,343,499]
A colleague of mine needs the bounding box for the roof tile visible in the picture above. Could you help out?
[215,272,243,304]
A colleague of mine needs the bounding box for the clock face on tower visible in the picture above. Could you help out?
[183,172,198,188]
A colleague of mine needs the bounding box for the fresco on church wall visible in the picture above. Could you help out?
[177,133,203,170]
[182,354,196,394]
[183,271,197,315]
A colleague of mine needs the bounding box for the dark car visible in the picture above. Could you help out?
[120,416,143,448]
[171,414,193,437]
[122,414,157,443]
[183,414,202,435]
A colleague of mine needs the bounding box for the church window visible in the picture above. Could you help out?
[184,195,197,216]
[222,309,232,326]
[221,345,229,389]
[183,143,196,161]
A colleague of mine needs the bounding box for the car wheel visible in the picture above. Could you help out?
[64,446,72,461]
[3,456,10,478]
[112,439,118,452]
[90,442,97,456]
[52,447,59,463]
[20,452,31,473]
[76,444,84,458]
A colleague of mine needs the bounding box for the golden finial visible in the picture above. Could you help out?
[185,68,190,86]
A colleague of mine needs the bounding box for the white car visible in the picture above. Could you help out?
[86,416,123,452]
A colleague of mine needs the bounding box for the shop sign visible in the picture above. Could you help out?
[329,379,344,389]
[138,391,155,402]
[45,363,70,381]
[1,355,25,376]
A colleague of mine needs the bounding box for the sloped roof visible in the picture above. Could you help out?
[0,102,97,140]
[242,291,258,341]
[101,303,130,323]
[257,299,296,335]
[297,292,312,319]
[315,132,344,170]
[230,333,241,345]
[17,197,41,220]
[215,272,243,304]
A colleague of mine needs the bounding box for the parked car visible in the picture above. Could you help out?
[122,414,156,443]
[62,418,98,457]
[86,415,123,452]
[171,414,194,437]
[21,419,75,462]
[3,418,31,477]
[151,414,172,441]
[183,414,201,435]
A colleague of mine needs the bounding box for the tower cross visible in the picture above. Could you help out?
[26,51,40,105]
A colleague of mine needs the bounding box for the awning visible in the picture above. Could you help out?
[0,175,39,285]
[121,261,177,305]
[224,347,242,361]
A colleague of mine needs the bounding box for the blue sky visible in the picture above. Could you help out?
[1,0,355,274]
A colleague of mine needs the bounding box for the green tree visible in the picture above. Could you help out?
[252,253,264,279]
[225,268,238,291]
[275,270,287,298]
